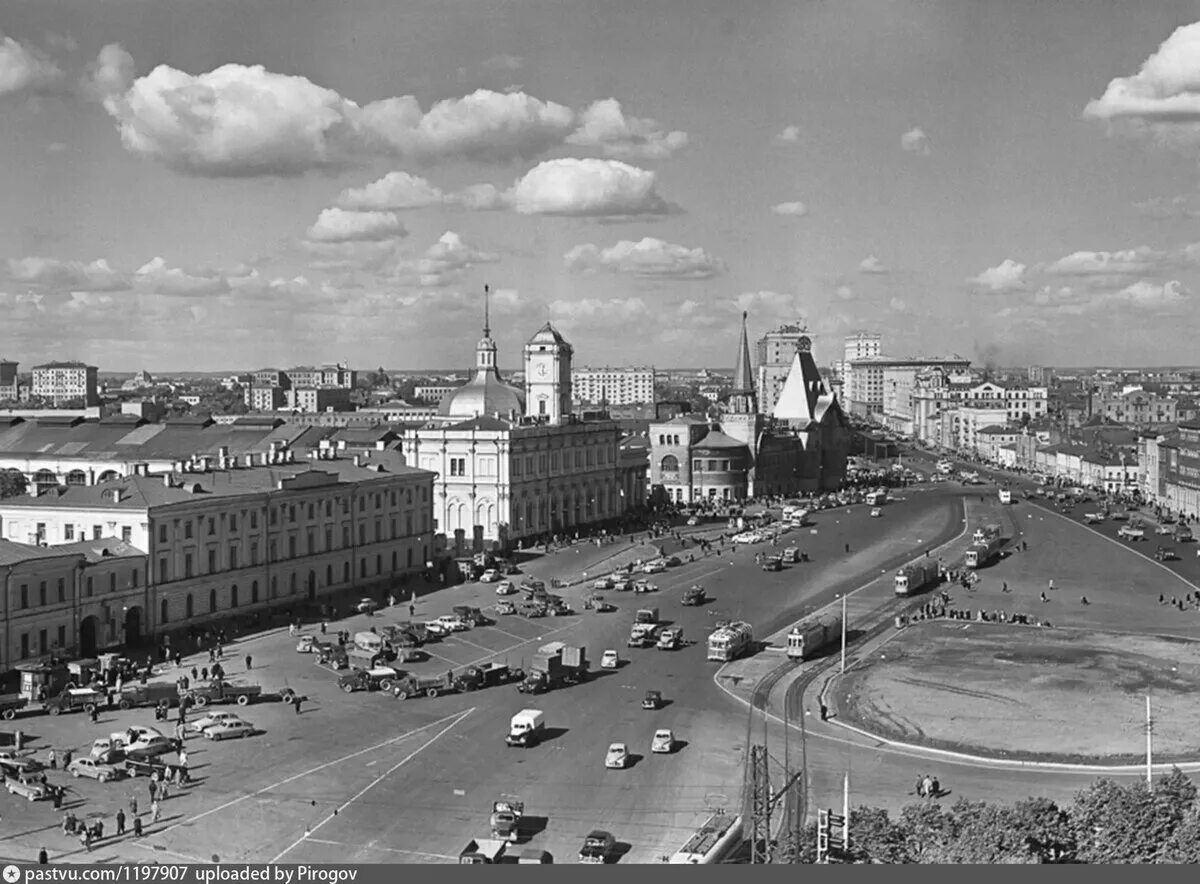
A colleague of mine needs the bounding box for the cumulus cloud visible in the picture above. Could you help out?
[969,259,1027,293]
[451,183,509,210]
[388,231,500,287]
[563,237,722,279]
[565,98,689,159]
[770,201,808,216]
[1044,246,1167,277]
[305,208,407,243]
[88,44,578,176]
[888,297,909,311]
[135,257,230,296]
[7,256,128,291]
[506,158,673,216]
[835,285,855,300]
[0,31,65,97]
[901,127,931,155]
[776,125,801,143]
[549,296,648,322]
[859,255,888,274]
[1083,23,1200,150]
[732,290,805,318]
[1114,278,1190,307]
[335,172,445,211]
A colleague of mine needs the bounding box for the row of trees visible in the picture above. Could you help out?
[785,770,1200,864]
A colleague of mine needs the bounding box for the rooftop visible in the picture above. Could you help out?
[52,537,145,562]
[33,361,96,370]
[0,538,82,566]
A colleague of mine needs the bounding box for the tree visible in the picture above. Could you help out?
[0,469,27,499]
[1160,808,1200,863]
[1070,777,1184,863]
[919,799,1039,864]
[847,805,909,864]
[1009,796,1075,863]
[898,801,955,863]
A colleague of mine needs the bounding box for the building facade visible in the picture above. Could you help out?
[245,385,286,411]
[846,356,971,417]
[755,323,817,417]
[286,387,352,413]
[570,367,655,406]
[0,359,19,401]
[32,362,99,406]
[838,332,882,381]
[1091,388,1178,426]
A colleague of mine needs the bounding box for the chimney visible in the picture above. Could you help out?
[376,440,386,451]
[163,474,172,488]
[218,446,230,460]
[244,453,254,468]
[174,460,186,473]
[110,488,122,503]
[337,439,347,450]
[353,454,362,467]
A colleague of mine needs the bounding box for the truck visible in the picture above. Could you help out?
[452,605,489,626]
[337,666,402,694]
[346,647,391,670]
[998,489,1012,505]
[865,491,887,506]
[44,687,106,716]
[656,626,684,650]
[635,607,659,625]
[965,536,1005,569]
[454,663,522,692]
[894,559,942,596]
[490,794,525,842]
[1175,523,1194,543]
[707,621,754,662]
[627,622,658,648]
[116,683,180,711]
[517,642,587,694]
[682,585,707,605]
[0,694,31,721]
[389,672,455,700]
[785,612,842,661]
[505,708,545,748]
[972,523,1002,545]
[180,679,264,708]
[459,838,509,864]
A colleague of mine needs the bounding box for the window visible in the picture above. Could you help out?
[288,536,296,558]
[39,582,46,607]
[308,503,314,520]
[250,511,258,530]
[358,525,366,544]
[358,496,365,512]
[230,513,238,532]
[39,630,47,654]
[250,543,258,566]
[269,541,277,562]
[160,598,168,624]
[185,521,193,539]
[360,558,367,578]
[65,524,75,541]
[392,551,397,571]
[407,548,413,568]
[185,554,193,579]
[406,488,412,505]
[251,580,259,602]
[57,578,65,603]
[87,576,95,597]
[231,585,239,608]
[209,589,217,613]
[289,505,296,523]
[230,547,238,569]
[207,517,215,536]
[375,520,382,541]
[325,500,332,517]
[342,527,350,547]
[326,564,333,586]
[375,554,381,574]
[158,524,167,543]
[307,531,314,552]
[405,514,413,536]
[93,525,102,540]
[20,634,28,659]
[450,457,466,477]
[343,561,350,582]
[270,508,277,526]
[20,584,28,609]
[390,490,396,507]
[186,594,194,618]
[57,625,66,649]
[122,526,132,543]
[289,573,297,595]
[109,574,115,594]
[325,528,332,550]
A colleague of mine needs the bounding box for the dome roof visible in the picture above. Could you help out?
[528,322,569,346]
[438,368,525,419]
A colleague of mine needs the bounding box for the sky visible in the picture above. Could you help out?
[5,0,1200,372]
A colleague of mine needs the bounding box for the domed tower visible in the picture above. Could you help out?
[438,285,526,419]
[524,322,573,425]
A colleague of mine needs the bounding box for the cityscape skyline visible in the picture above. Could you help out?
[5,1,1200,371]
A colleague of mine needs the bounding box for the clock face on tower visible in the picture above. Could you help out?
[536,362,548,378]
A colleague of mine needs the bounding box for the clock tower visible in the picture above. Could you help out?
[524,322,573,425]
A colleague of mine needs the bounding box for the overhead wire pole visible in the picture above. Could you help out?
[1146,694,1154,791]
[840,593,848,673]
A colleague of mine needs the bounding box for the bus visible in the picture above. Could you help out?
[998,488,1012,505]
[668,813,743,864]
[865,490,887,506]
[706,621,753,662]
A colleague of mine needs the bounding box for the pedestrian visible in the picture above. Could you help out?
[159,779,169,801]
[1040,592,1048,603]
[129,794,139,816]
[1048,579,1055,591]
[320,621,327,635]
[1002,582,1009,593]
[1160,594,1165,604]
[52,786,63,810]
[1081,596,1089,605]
[179,748,188,767]
[201,666,209,681]
[922,775,934,799]
[819,703,829,722]
[95,820,104,840]
[245,654,252,671]
[116,808,126,835]
[148,779,157,802]
[133,816,143,838]
[844,543,850,554]
[80,829,91,852]
[151,800,161,824]
[930,776,940,798]
[293,695,303,715]
[48,748,57,770]
[191,666,198,681]
[915,774,925,797]
[409,604,415,617]
[38,847,48,865]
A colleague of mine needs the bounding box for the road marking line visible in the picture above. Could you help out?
[461,621,578,668]
[270,708,474,863]
[487,626,527,641]
[443,635,494,652]
[301,838,458,861]
[422,650,463,666]
[157,709,473,837]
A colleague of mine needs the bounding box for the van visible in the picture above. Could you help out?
[353,631,386,654]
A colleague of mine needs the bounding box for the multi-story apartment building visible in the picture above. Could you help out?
[1090,388,1178,426]
[755,324,817,417]
[0,452,435,653]
[414,385,464,405]
[285,387,352,413]
[846,355,971,417]
[0,359,19,401]
[286,363,357,389]
[570,367,656,406]
[837,332,881,381]
[251,369,290,390]
[244,385,286,411]
[32,362,99,406]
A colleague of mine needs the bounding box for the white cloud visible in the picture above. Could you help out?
[901,127,931,155]
[776,125,801,143]
[305,208,408,243]
[1084,23,1200,149]
[1135,195,1200,219]
[1045,246,1167,276]
[335,172,446,211]
[549,297,648,322]
[506,158,672,216]
[888,297,908,312]
[835,285,855,300]
[770,201,808,216]
[732,290,805,319]
[565,98,688,160]
[481,54,524,72]
[563,237,722,279]
[134,257,229,296]
[859,255,888,274]
[388,231,500,287]
[0,31,64,97]
[1115,278,1190,308]
[46,142,68,153]
[89,44,578,176]
[7,256,128,291]
[969,259,1026,292]
[451,183,508,210]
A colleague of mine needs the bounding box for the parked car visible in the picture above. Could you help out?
[870,508,882,518]
[5,774,52,801]
[0,752,42,777]
[633,580,658,594]
[600,650,620,670]
[189,710,245,732]
[651,729,676,754]
[604,743,629,770]
[68,757,124,782]
[495,580,517,596]
[423,621,451,637]
[124,736,180,760]
[203,720,258,741]
[355,598,379,614]
[296,635,318,653]
[495,600,516,615]
[579,830,615,864]
[479,569,502,583]
[436,614,471,632]
[641,561,667,574]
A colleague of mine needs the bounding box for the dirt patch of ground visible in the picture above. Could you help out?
[834,620,1200,763]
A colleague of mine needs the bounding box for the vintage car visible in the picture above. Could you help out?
[5,773,52,801]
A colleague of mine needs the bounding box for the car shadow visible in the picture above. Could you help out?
[624,753,644,769]
[537,727,569,745]
[670,740,689,753]
[519,814,549,840]
[609,842,633,863]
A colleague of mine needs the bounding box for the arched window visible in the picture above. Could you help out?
[251,580,259,603]
[325,564,333,586]
[343,561,350,582]
[65,470,88,486]
[660,455,679,472]
[289,573,297,595]
[270,576,278,598]
[186,594,194,618]
[208,589,217,613]
[160,598,169,624]
[230,584,239,608]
